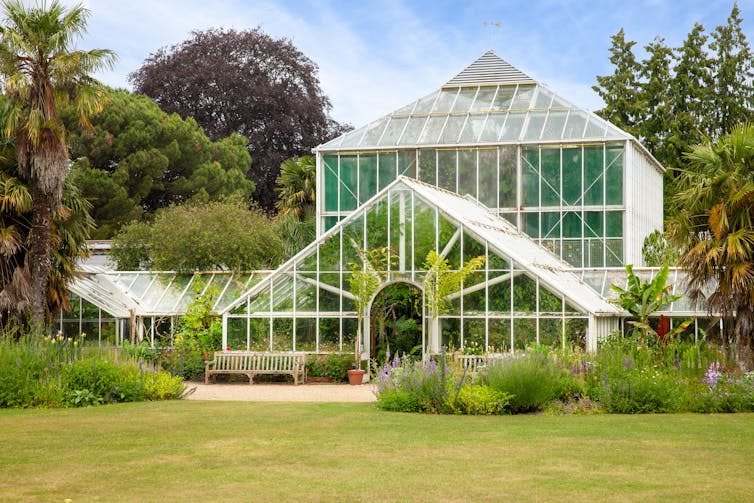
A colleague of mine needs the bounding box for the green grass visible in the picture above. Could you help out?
[1,402,753,502]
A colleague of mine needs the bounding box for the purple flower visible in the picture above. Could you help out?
[704,362,722,388]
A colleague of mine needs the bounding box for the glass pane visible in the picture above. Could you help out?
[295,318,316,351]
[458,114,486,143]
[439,115,466,144]
[533,87,554,109]
[378,152,397,190]
[418,116,446,144]
[606,211,623,237]
[398,116,427,145]
[540,148,560,206]
[473,86,497,111]
[541,111,567,140]
[565,318,588,348]
[463,319,485,350]
[562,211,582,238]
[413,91,439,114]
[379,117,408,146]
[339,155,358,211]
[359,116,389,146]
[323,155,339,212]
[522,147,539,206]
[479,113,506,142]
[523,112,546,141]
[441,318,461,351]
[452,87,478,112]
[458,149,476,198]
[511,85,535,110]
[432,89,458,113]
[514,318,536,350]
[541,212,560,239]
[437,150,456,192]
[478,149,497,207]
[524,213,539,238]
[489,319,510,352]
[539,319,562,347]
[273,319,293,350]
[491,86,515,111]
[584,211,603,238]
[563,110,587,140]
[562,147,582,205]
[358,154,377,203]
[583,146,604,205]
[500,112,525,141]
[318,318,340,352]
[605,145,624,204]
[584,117,607,139]
[418,149,436,185]
[499,146,516,208]
[398,150,417,178]
[539,287,562,314]
[514,274,537,313]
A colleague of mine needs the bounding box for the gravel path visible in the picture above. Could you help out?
[183,383,377,402]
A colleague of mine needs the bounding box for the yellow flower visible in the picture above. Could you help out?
[80,332,86,338]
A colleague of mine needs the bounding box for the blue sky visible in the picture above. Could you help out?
[74,0,752,127]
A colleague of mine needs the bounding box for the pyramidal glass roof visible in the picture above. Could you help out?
[223,177,625,318]
[318,51,629,151]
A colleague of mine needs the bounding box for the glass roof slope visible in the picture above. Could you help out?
[572,268,717,316]
[223,177,625,318]
[317,51,630,151]
[71,266,269,317]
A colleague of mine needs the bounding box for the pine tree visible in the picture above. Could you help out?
[637,37,673,158]
[593,29,643,137]
[709,3,754,137]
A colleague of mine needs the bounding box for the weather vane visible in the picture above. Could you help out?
[483,20,502,50]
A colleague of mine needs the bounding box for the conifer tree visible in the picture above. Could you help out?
[637,38,673,159]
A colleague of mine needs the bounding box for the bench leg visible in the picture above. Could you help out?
[205,373,208,385]
[247,373,254,385]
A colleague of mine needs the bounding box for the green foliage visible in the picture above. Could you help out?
[641,230,679,266]
[275,156,315,218]
[422,250,486,320]
[65,89,255,238]
[111,199,283,271]
[305,353,352,383]
[374,356,455,414]
[449,384,512,415]
[483,354,577,413]
[63,358,146,403]
[143,371,185,401]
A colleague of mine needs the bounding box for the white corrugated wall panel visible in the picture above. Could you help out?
[624,142,664,266]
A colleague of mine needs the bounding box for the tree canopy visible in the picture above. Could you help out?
[110,199,283,272]
[63,89,255,238]
[593,3,754,214]
[129,27,350,210]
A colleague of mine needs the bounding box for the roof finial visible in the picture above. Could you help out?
[482,20,502,50]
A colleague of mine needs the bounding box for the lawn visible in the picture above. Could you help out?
[1,402,753,502]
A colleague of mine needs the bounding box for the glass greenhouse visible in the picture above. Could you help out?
[67,51,719,355]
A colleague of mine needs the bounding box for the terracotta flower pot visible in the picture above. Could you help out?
[347,369,365,385]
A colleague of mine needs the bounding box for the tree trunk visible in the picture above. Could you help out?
[28,185,53,329]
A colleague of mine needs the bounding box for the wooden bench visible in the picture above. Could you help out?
[455,353,516,373]
[204,351,307,385]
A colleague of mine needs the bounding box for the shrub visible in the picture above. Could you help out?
[483,354,573,413]
[449,385,512,415]
[63,358,146,403]
[374,355,454,414]
[376,389,422,413]
[144,372,185,400]
[593,369,682,414]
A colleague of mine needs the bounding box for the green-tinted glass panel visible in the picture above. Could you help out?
[295,277,317,311]
[606,239,622,266]
[440,115,465,144]
[463,231,486,261]
[605,145,624,204]
[324,216,339,231]
[453,87,478,112]
[473,87,497,111]
[441,318,461,350]
[342,215,363,265]
[318,318,340,352]
[524,213,539,238]
[562,147,582,205]
[458,149,476,198]
[499,146,516,208]
[378,152,397,190]
[366,200,388,250]
[271,273,294,311]
[458,114,486,143]
[513,318,536,350]
[488,253,510,271]
[540,148,560,206]
[522,147,539,206]
[478,149,497,207]
[492,86,515,110]
[323,155,339,211]
[318,233,340,271]
[399,116,427,145]
[437,150,456,192]
[480,113,506,142]
[488,275,511,314]
[586,238,604,268]
[295,318,316,351]
[565,318,588,348]
[513,273,537,312]
[606,211,622,237]
[562,211,581,238]
[541,212,560,239]
[339,155,358,211]
[379,117,407,146]
[463,280,486,314]
[539,319,562,347]
[418,149,436,185]
[583,146,603,205]
[398,150,417,178]
[488,319,510,352]
[358,154,377,203]
[318,274,340,311]
[501,212,516,225]
[412,200,435,268]
[584,211,603,238]
[539,287,562,313]
[440,218,460,270]
[272,318,293,350]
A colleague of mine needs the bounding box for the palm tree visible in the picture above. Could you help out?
[275,155,316,219]
[0,0,114,325]
[668,123,754,354]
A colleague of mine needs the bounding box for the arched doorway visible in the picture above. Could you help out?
[366,281,423,362]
